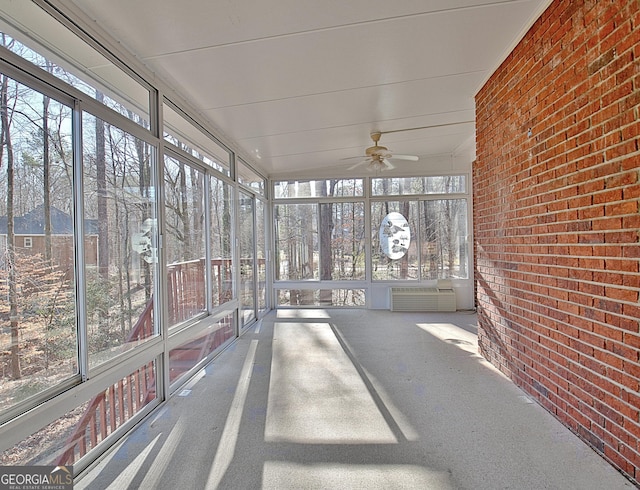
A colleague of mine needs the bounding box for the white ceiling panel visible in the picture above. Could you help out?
[70,1,531,57]
[147,3,535,108]
[65,0,551,177]
[206,72,481,139]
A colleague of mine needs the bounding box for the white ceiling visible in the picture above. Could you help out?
[66,0,550,179]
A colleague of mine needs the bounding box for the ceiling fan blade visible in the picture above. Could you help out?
[382,159,395,169]
[347,160,368,170]
[389,154,419,161]
[340,155,367,161]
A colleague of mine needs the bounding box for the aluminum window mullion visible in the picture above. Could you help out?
[163,146,213,176]
[0,51,75,107]
[364,179,372,287]
[230,156,240,335]
[204,175,213,313]
[154,93,170,402]
[260,196,272,313]
[80,96,155,144]
[251,196,258,319]
[72,99,89,382]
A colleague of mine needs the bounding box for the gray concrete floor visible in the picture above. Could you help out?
[76,309,635,489]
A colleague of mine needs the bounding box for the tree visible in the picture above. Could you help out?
[133,116,152,301]
[318,180,336,305]
[42,61,53,263]
[0,252,75,372]
[0,49,21,379]
[95,91,109,278]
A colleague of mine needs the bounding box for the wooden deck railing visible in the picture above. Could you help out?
[54,299,155,465]
[55,257,244,465]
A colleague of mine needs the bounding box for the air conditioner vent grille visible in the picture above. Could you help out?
[390,287,456,312]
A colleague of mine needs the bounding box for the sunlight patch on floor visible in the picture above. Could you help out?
[416,322,479,355]
[205,339,259,489]
[266,322,397,443]
[138,419,186,489]
[262,462,456,489]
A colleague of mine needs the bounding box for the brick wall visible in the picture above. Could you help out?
[474,0,640,482]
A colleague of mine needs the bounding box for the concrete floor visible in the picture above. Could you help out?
[76,309,635,489]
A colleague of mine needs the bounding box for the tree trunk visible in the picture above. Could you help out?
[318,181,336,305]
[134,129,152,300]
[95,92,109,279]
[1,71,21,379]
[43,92,52,262]
[179,162,190,258]
[190,166,203,254]
[42,60,56,263]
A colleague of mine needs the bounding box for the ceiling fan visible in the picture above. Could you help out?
[343,131,418,171]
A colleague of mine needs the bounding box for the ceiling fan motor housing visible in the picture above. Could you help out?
[366,145,392,158]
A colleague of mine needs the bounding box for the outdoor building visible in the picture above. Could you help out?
[0,205,99,272]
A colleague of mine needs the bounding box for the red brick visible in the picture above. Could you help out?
[475,0,640,481]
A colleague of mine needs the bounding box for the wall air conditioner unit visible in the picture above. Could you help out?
[389,280,456,312]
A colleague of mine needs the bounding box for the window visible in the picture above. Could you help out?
[209,174,234,307]
[276,288,366,307]
[237,159,265,195]
[320,202,366,280]
[274,203,318,281]
[420,199,468,279]
[256,198,267,313]
[273,179,367,283]
[371,175,466,196]
[164,155,206,328]
[163,100,230,176]
[169,314,233,384]
[0,72,78,417]
[371,201,419,280]
[82,112,157,367]
[0,5,150,127]
[274,178,364,198]
[0,5,267,470]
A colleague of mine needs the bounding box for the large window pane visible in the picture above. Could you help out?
[209,175,233,307]
[0,359,158,466]
[0,74,77,416]
[420,199,469,279]
[163,101,230,176]
[256,199,267,313]
[276,289,365,307]
[371,201,419,280]
[372,175,466,196]
[320,202,365,280]
[238,191,256,325]
[169,314,234,384]
[164,156,206,327]
[237,159,265,196]
[83,114,156,367]
[274,203,318,281]
[274,178,364,198]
